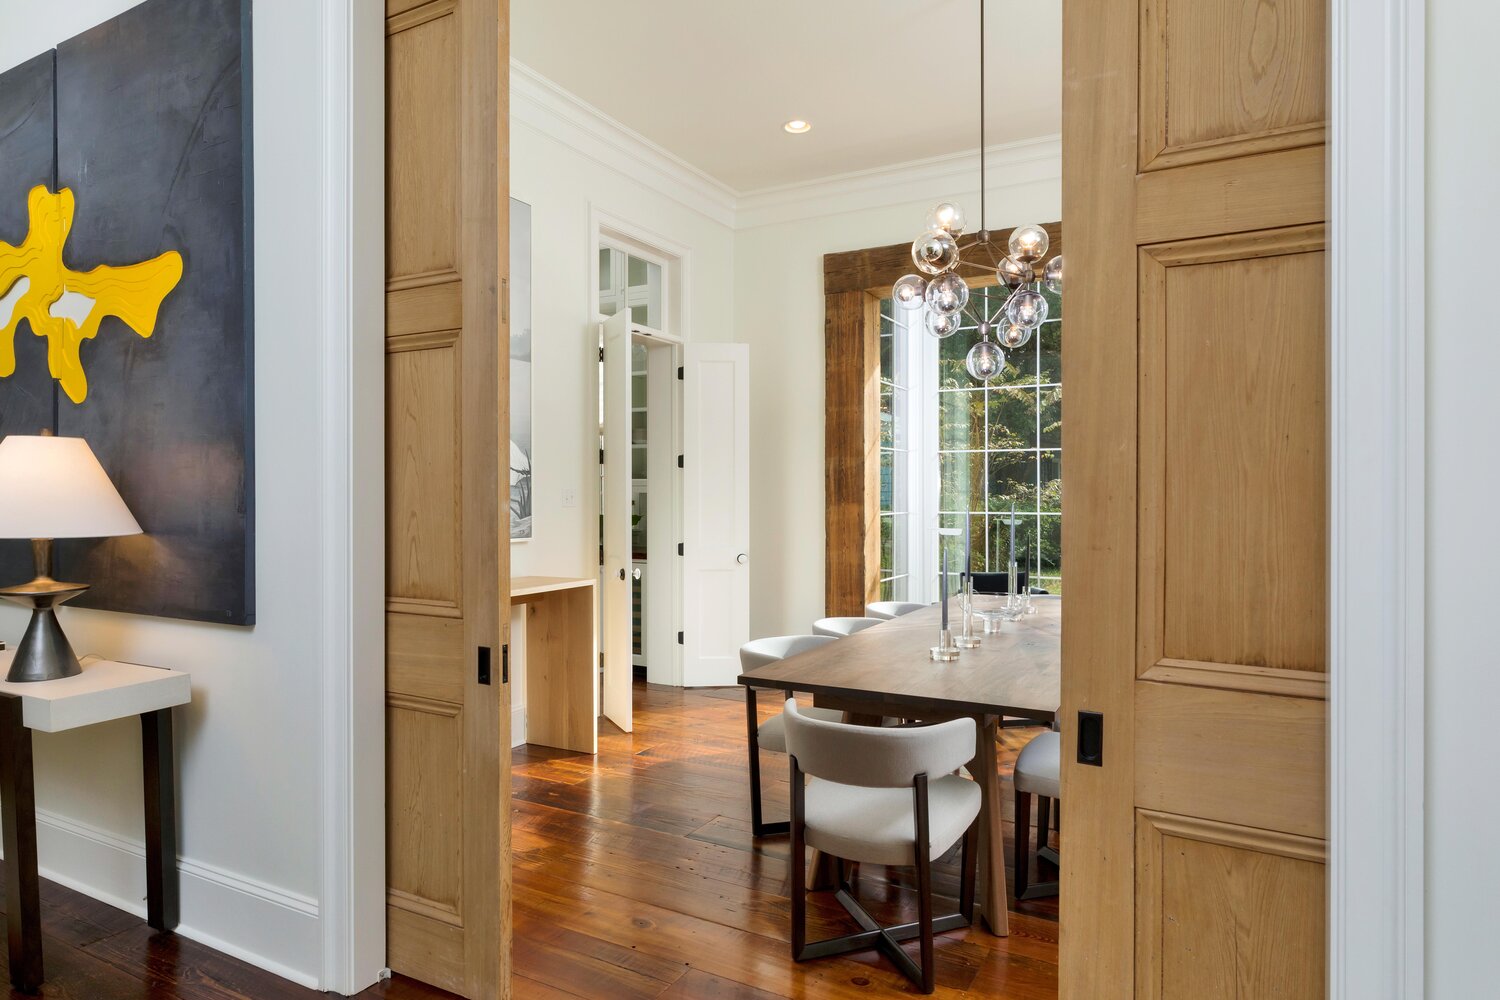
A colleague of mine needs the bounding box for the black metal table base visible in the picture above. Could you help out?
[0,696,179,993]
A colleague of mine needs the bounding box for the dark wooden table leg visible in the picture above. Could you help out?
[0,693,42,992]
[142,708,179,932]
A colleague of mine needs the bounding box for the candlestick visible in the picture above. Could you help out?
[931,533,960,661]
[941,545,949,628]
[1008,502,1017,597]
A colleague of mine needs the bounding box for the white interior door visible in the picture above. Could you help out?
[600,311,633,731]
[682,343,750,686]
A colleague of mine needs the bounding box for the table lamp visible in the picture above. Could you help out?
[0,433,142,682]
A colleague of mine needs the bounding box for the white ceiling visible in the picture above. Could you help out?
[512,0,1061,194]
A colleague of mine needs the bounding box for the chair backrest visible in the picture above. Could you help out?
[865,601,927,620]
[811,616,883,638]
[738,634,836,671]
[782,699,975,788]
[970,571,1028,595]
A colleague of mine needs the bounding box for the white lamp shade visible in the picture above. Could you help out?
[0,435,142,539]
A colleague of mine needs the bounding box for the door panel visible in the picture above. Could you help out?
[1138,228,1327,676]
[600,311,632,732]
[385,0,510,996]
[682,344,750,687]
[1063,0,1326,993]
[1140,0,1325,171]
[1136,812,1326,999]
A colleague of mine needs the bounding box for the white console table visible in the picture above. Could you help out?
[0,651,190,993]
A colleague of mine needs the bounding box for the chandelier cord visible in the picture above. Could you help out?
[979,0,986,235]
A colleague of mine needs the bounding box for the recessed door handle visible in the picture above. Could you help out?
[736,553,748,565]
[617,568,625,581]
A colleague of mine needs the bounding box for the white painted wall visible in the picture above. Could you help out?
[509,94,736,587]
[733,155,1061,638]
[0,1,383,989]
[1425,0,1500,991]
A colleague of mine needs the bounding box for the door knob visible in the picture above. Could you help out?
[736,553,748,565]
[632,567,642,581]
[617,568,625,581]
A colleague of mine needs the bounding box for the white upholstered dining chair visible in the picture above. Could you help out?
[864,601,927,620]
[811,616,884,637]
[783,700,979,994]
[740,635,840,837]
[1013,729,1060,899]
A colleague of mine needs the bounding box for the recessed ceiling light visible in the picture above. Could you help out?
[783,119,811,134]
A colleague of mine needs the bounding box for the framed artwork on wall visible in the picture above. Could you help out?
[510,198,533,541]
[0,0,254,625]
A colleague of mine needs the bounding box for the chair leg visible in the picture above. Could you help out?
[914,775,935,994]
[1013,788,1031,901]
[1036,796,1051,853]
[789,755,806,959]
[959,822,978,924]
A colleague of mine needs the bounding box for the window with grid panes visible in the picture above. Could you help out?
[933,283,1062,594]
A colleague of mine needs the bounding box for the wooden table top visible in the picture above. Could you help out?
[737,598,1060,721]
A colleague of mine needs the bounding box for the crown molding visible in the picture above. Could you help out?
[510,60,739,228]
[510,61,1060,232]
[733,136,1062,230]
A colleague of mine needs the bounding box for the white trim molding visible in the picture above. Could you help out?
[30,808,321,989]
[318,0,387,994]
[513,60,738,228]
[1327,0,1425,994]
[734,135,1061,230]
[513,59,1060,234]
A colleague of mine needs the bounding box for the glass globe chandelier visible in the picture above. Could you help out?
[890,0,1063,384]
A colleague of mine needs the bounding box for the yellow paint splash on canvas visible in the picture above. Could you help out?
[0,185,183,403]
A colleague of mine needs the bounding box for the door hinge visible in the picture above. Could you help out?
[677,542,683,556]
[1077,711,1103,766]
[477,645,492,686]
[599,347,605,362]
[599,448,604,465]
[677,631,684,645]
[677,365,684,380]
[501,644,510,685]
[677,454,684,469]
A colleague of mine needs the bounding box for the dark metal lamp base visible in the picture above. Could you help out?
[0,580,88,683]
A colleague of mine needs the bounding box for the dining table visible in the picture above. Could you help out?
[737,597,1061,937]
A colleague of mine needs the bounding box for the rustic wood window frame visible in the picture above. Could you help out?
[821,222,1062,616]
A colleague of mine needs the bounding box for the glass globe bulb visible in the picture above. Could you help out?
[997,255,1032,290]
[1005,287,1049,329]
[912,229,959,275]
[923,272,969,316]
[924,310,961,339]
[1043,255,1063,294]
[892,273,928,310]
[925,202,966,237]
[998,321,1033,349]
[1007,224,1050,263]
[966,340,1005,382]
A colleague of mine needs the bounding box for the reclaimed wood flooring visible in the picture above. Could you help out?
[0,682,1057,998]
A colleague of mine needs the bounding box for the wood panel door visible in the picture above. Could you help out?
[1062,0,1328,996]
[384,0,511,996]
[599,311,632,732]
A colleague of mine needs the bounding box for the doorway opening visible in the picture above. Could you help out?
[597,233,684,732]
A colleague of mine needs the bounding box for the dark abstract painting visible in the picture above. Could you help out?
[0,0,254,625]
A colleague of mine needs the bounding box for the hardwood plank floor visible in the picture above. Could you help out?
[0,682,1057,998]
[503,683,1058,999]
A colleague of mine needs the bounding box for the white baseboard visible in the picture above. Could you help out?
[511,703,527,749]
[30,808,321,990]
